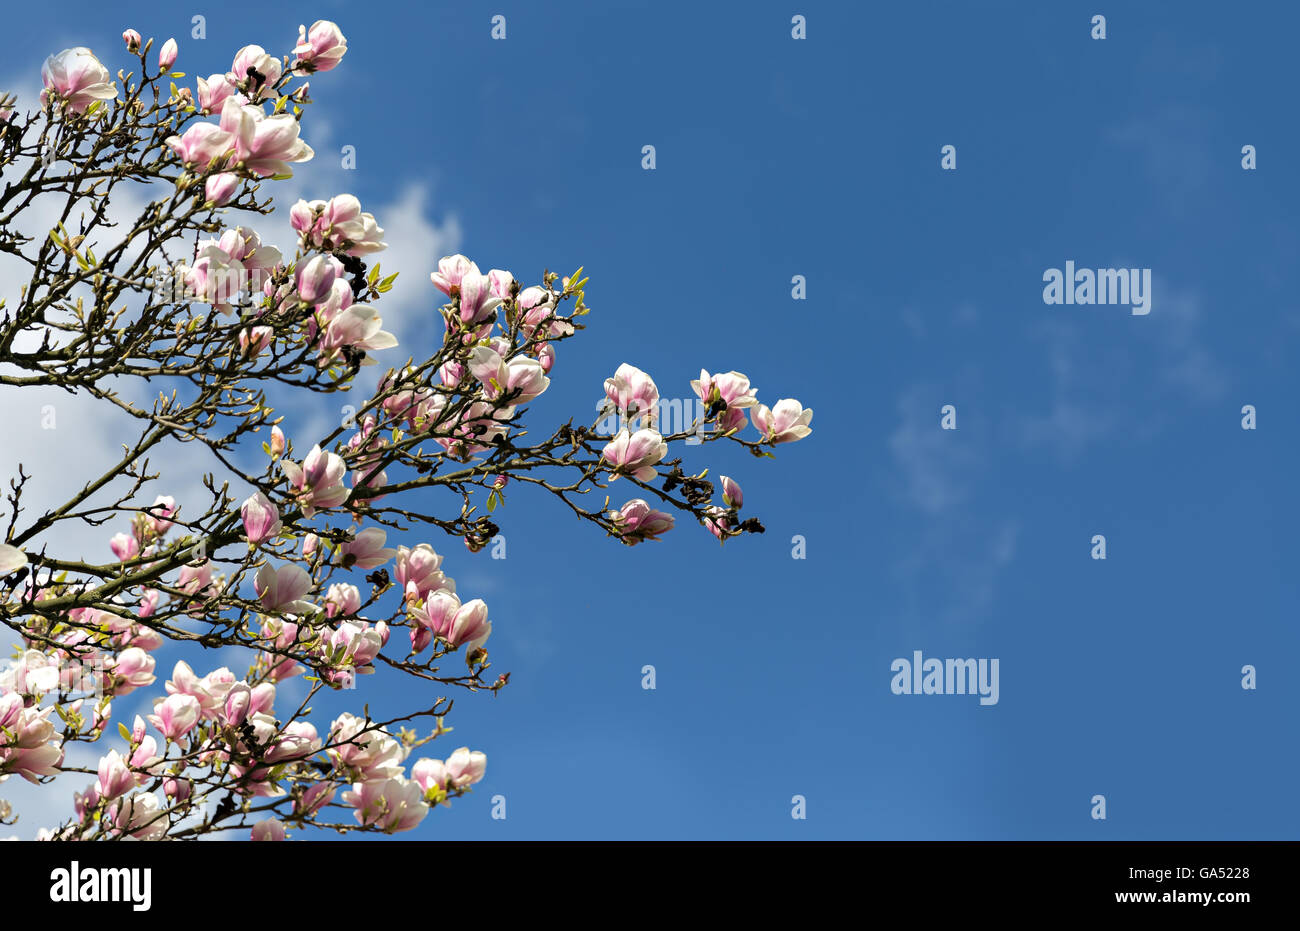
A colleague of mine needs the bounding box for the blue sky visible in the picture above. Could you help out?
[3,0,1297,839]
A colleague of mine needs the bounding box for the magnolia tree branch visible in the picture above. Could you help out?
[0,20,813,841]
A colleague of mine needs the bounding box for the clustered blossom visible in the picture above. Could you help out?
[0,17,810,843]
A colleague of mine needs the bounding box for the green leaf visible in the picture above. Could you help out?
[486,490,498,513]
[118,722,132,741]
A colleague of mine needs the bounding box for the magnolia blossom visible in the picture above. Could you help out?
[456,272,505,328]
[293,20,348,73]
[282,445,349,516]
[196,73,241,114]
[240,491,282,543]
[122,29,141,53]
[109,531,139,561]
[253,563,314,613]
[96,750,135,800]
[335,527,396,569]
[611,499,674,545]
[296,254,339,304]
[412,747,487,802]
[113,647,156,693]
[290,194,386,255]
[408,591,491,651]
[342,777,429,833]
[692,369,759,411]
[604,363,659,426]
[158,38,178,71]
[468,345,550,404]
[395,544,448,601]
[41,47,117,113]
[0,705,63,782]
[219,97,314,177]
[110,792,167,840]
[146,694,200,742]
[601,428,667,482]
[430,254,479,295]
[0,544,26,575]
[269,425,286,458]
[295,781,335,817]
[325,582,362,619]
[753,399,813,445]
[228,45,283,101]
[144,495,178,536]
[327,714,406,781]
[251,819,287,841]
[165,122,233,168]
[720,475,743,509]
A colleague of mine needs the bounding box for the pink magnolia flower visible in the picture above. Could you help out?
[163,776,191,803]
[604,363,659,427]
[692,369,759,413]
[293,20,348,73]
[238,325,274,358]
[281,445,349,516]
[240,491,282,544]
[253,563,314,613]
[447,599,491,650]
[325,582,362,619]
[158,38,178,72]
[41,47,117,114]
[601,428,667,482]
[264,721,320,764]
[290,195,386,255]
[519,287,571,339]
[323,622,385,673]
[468,345,550,404]
[229,45,282,101]
[610,499,674,545]
[430,254,479,296]
[296,254,339,304]
[109,532,139,562]
[320,304,398,359]
[110,792,166,840]
[753,399,813,445]
[456,272,504,327]
[327,714,405,781]
[335,527,395,570]
[251,819,287,841]
[269,425,286,458]
[122,30,142,53]
[412,747,487,801]
[395,544,447,600]
[96,750,134,800]
[720,475,743,509]
[222,682,251,727]
[113,647,156,693]
[219,97,314,177]
[408,590,461,641]
[196,73,241,115]
[0,706,63,782]
[703,505,732,541]
[204,172,240,205]
[0,693,22,729]
[295,781,335,817]
[148,693,200,741]
[144,495,178,535]
[444,747,488,788]
[342,777,428,833]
